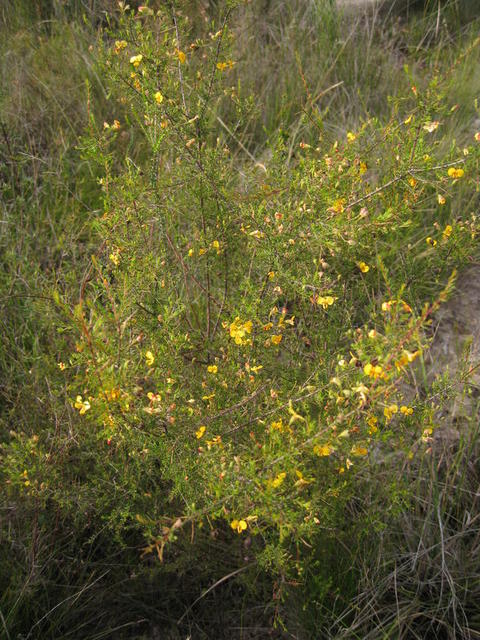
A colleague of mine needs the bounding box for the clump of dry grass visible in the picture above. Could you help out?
[331,397,480,639]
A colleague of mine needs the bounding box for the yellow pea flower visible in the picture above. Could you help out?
[351,444,368,457]
[145,351,155,366]
[230,519,247,533]
[331,198,346,214]
[114,40,127,53]
[357,261,370,273]
[364,363,384,379]
[317,295,336,309]
[74,395,91,415]
[207,365,218,374]
[130,54,143,67]
[384,404,398,421]
[154,91,164,104]
[229,317,253,345]
[314,444,333,457]
[216,60,234,71]
[270,419,284,431]
[195,426,206,439]
[447,167,464,179]
[271,334,283,345]
[442,225,452,239]
[270,472,286,488]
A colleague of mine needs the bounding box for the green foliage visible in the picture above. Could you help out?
[1,1,480,638]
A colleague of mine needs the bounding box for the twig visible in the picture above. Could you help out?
[170,3,187,115]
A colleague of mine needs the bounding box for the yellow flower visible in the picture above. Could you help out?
[294,469,313,486]
[437,194,446,205]
[229,317,253,345]
[130,54,143,67]
[270,419,284,431]
[314,444,333,457]
[384,404,398,421]
[154,91,164,104]
[367,415,378,434]
[271,334,283,345]
[211,240,220,252]
[347,131,356,142]
[230,519,247,533]
[400,405,413,415]
[475,132,480,142]
[394,349,421,370]
[317,295,336,309]
[114,40,127,54]
[426,236,437,247]
[188,248,194,257]
[404,115,413,125]
[442,224,453,239]
[268,271,275,280]
[351,444,368,457]
[357,261,370,273]
[58,362,66,371]
[331,198,346,214]
[177,50,186,64]
[195,425,206,439]
[207,364,218,374]
[423,121,440,133]
[364,363,384,379]
[447,167,464,179]
[270,472,286,488]
[109,252,119,266]
[216,60,235,71]
[74,395,91,415]
[145,351,155,366]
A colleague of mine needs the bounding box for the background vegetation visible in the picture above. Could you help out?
[1,1,480,638]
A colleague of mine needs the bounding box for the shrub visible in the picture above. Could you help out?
[37,0,479,581]
[2,1,480,637]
